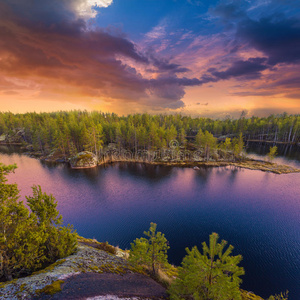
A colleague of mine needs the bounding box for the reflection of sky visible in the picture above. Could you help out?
[1,152,300,299]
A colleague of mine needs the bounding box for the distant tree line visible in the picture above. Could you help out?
[0,111,298,160]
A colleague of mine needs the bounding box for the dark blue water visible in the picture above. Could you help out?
[1,148,299,299]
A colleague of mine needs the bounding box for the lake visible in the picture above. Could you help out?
[0,146,299,299]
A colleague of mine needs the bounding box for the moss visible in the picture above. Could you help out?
[89,265,100,271]
[18,283,26,292]
[0,278,19,289]
[0,282,6,289]
[36,280,64,296]
[32,259,66,276]
[77,236,117,255]
[98,242,117,255]
[70,151,97,168]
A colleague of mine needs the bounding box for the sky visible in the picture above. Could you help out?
[0,0,299,118]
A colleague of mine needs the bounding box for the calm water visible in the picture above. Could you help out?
[0,147,299,299]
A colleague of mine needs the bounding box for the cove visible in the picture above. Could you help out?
[0,148,299,299]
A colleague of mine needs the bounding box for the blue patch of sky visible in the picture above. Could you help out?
[92,0,300,57]
[93,0,220,39]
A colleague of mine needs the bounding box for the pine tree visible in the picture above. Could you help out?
[169,232,244,300]
[0,163,77,281]
[26,186,77,263]
[0,164,40,280]
[267,146,278,162]
[195,128,203,148]
[129,222,169,276]
[200,131,217,161]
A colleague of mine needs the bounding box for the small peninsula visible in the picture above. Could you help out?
[1,111,299,175]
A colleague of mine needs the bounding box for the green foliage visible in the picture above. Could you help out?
[0,111,299,159]
[26,185,77,264]
[268,291,288,300]
[267,146,278,162]
[195,129,203,148]
[232,132,244,160]
[223,137,232,151]
[169,232,244,300]
[129,222,170,276]
[200,131,217,161]
[0,163,77,281]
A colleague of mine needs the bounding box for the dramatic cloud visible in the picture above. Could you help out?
[0,0,200,109]
[237,16,300,66]
[0,0,299,115]
[208,57,268,80]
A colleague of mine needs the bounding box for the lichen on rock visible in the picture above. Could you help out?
[69,151,98,169]
[0,244,132,299]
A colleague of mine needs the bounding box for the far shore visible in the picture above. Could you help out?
[1,143,299,174]
[95,158,300,174]
[42,155,300,174]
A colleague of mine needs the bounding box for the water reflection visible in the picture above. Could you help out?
[0,148,299,299]
[246,142,300,167]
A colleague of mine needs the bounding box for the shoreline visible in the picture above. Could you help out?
[0,237,264,300]
[96,159,300,174]
[1,143,299,174]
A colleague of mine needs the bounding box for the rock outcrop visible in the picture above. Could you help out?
[0,243,167,300]
[69,151,98,169]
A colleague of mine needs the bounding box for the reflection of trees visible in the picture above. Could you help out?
[116,162,173,182]
[0,145,24,155]
[196,165,241,186]
[227,167,240,184]
[60,163,101,184]
[193,166,213,183]
[246,142,300,162]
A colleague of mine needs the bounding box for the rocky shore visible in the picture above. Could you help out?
[0,237,265,300]
[0,239,167,300]
[2,142,299,175]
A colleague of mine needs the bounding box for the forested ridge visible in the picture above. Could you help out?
[0,111,299,159]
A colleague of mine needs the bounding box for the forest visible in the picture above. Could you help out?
[0,111,299,161]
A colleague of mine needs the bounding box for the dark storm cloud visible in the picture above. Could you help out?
[212,1,300,66]
[209,57,268,80]
[0,0,197,108]
[1,0,299,109]
[237,16,300,66]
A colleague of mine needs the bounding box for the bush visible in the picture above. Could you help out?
[0,163,77,281]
